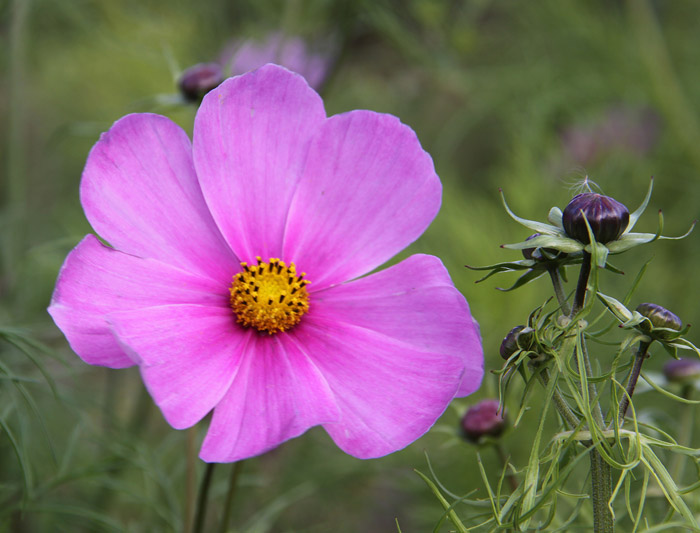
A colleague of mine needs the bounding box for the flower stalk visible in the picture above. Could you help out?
[547,266,571,315]
[192,463,217,533]
[618,340,651,422]
[571,251,591,317]
[537,368,580,429]
[590,449,614,533]
[474,181,698,531]
[218,461,245,533]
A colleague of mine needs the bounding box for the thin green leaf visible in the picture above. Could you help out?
[640,371,700,404]
[475,453,501,525]
[414,469,469,533]
[0,416,31,498]
[641,446,698,527]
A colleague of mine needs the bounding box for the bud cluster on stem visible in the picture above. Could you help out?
[468,180,698,533]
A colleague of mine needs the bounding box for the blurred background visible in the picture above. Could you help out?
[1,0,699,531]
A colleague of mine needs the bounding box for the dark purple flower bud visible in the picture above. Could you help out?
[663,358,700,383]
[562,193,630,244]
[461,399,506,443]
[178,63,223,102]
[500,325,534,359]
[636,303,682,333]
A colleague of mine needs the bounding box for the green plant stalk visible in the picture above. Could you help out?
[590,448,614,532]
[192,462,217,533]
[571,252,591,318]
[542,260,581,430]
[185,428,197,532]
[570,251,612,531]
[5,0,30,286]
[218,460,245,533]
[493,442,518,493]
[627,0,700,174]
[617,340,651,423]
[538,368,580,429]
[547,266,571,315]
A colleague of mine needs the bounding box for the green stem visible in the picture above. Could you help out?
[547,266,571,315]
[185,428,197,532]
[493,442,518,494]
[627,0,700,174]
[571,252,591,317]
[218,461,245,533]
[192,463,216,533]
[590,448,614,532]
[568,252,612,529]
[580,339,605,427]
[5,0,30,287]
[617,341,651,423]
[538,368,580,429]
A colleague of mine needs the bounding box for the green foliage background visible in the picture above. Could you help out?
[1,0,699,530]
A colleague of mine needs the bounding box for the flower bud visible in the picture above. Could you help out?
[499,325,534,359]
[562,193,630,244]
[663,358,700,384]
[461,399,506,443]
[178,63,223,102]
[635,303,682,333]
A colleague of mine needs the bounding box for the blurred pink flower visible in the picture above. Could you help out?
[48,65,483,462]
[223,33,334,90]
[560,106,660,165]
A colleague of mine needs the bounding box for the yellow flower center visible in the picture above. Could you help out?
[229,256,310,335]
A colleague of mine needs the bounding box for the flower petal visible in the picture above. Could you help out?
[283,110,441,290]
[47,235,226,368]
[312,254,483,396]
[291,319,465,458]
[108,305,248,429]
[199,333,340,462]
[193,64,326,262]
[81,113,237,283]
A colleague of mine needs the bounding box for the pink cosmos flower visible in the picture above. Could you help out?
[223,33,334,90]
[48,64,484,462]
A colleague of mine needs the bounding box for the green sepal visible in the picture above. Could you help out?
[496,269,548,291]
[548,206,564,228]
[500,189,565,236]
[465,259,537,272]
[502,234,583,254]
[623,177,654,235]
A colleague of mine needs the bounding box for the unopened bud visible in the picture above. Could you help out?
[500,325,534,359]
[461,399,506,443]
[636,303,682,333]
[562,193,630,244]
[663,358,700,383]
[178,63,223,102]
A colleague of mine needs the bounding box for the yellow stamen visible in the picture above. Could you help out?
[229,256,310,334]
